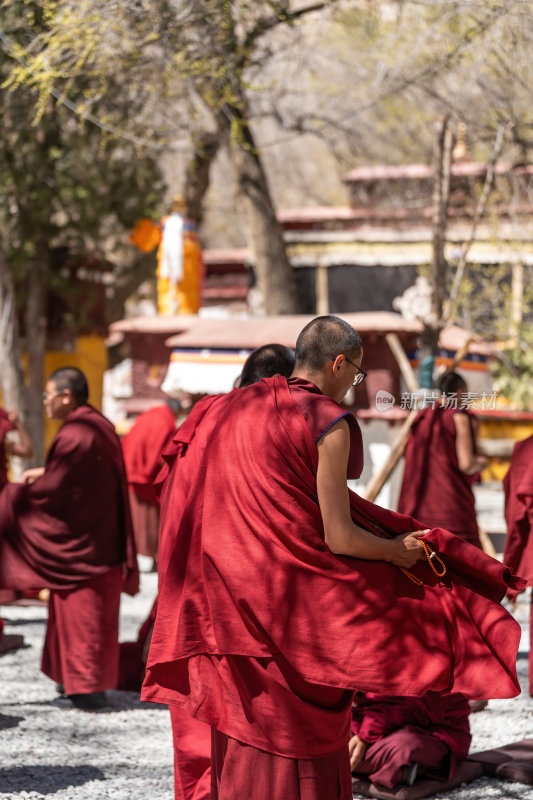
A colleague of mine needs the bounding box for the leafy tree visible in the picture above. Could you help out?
[4,0,339,314]
[491,327,533,411]
[0,1,164,460]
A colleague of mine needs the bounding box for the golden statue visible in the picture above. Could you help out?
[129,194,203,315]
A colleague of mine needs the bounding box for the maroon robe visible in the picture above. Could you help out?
[503,435,533,695]
[170,705,211,800]
[121,404,177,557]
[351,692,471,788]
[397,405,481,546]
[0,404,138,593]
[142,377,522,797]
[117,597,158,691]
[0,408,14,490]
[0,404,139,693]
[156,381,363,800]
[42,566,123,694]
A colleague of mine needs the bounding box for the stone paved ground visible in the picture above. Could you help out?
[0,571,532,800]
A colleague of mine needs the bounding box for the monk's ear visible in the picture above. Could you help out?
[331,355,345,374]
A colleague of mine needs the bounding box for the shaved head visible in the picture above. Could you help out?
[48,367,89,405]
[295,316,363,372]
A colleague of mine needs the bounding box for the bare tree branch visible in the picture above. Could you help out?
[242,1,338,54]
[444,121,510,319]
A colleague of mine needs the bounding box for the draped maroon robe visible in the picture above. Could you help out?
[397,405,481,546]
[143,377,522,786]
[351,692,471,787]
[0,404,139,694]
[503,435,533,695]
[121,403,177,557]
[154,381,364,799]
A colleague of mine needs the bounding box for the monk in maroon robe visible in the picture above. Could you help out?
[0,405,33,650]
[143,317,523,800]
[0,367,138,710]
[121,401,180,560]
[503,434,533,696]
[350,692,471,788]
[397,372,488,548]
[161,344,296,800]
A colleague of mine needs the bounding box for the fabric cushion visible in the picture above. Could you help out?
[495,761,533,785]
[352,760,483,800]
[467,738,533,777]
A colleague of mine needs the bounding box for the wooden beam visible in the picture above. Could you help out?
[364,408,418,502]
[315,264,329,315]
[385,332,419,394]
[436,333,474,378]
[362,334,420,502]
[478,527,497,558]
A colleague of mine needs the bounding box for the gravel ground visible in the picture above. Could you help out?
[1,570,532,800]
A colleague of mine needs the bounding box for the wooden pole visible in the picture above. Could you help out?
[364,409,419,502]
[363,333,420,502]
[511,262,524,336]
[385,333,419,394]
[478,526,497,558]
[315,264,329,315]
[436,334,474,378]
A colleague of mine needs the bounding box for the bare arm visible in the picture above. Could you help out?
[454,413,488,475]
[4,411,34,459]
[316,419,425,567]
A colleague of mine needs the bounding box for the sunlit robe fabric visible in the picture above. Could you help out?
[143,377,523,761]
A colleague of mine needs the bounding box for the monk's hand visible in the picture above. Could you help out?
[349,735,368,770]
[7,410,20,426]
[388,529,430,568]
[21,467,45,484]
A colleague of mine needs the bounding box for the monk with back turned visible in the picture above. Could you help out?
[143,317,523,800]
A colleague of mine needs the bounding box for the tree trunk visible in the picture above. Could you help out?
[0,237,30,477]
[223,103,300,315]
[419,116,454,377]
[185,130,220,226]
[25,244,49,465]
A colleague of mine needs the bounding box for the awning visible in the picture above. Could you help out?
[161,348,251,395]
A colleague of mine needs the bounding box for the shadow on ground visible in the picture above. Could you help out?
[0,713,24,730]
[0,765,105,794]
[1,616,47,626]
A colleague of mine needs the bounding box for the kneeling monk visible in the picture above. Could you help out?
[350,691,471,789]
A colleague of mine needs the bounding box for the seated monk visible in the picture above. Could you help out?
[350,691,471,789]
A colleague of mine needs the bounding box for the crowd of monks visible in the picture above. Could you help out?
[0,316,532,800]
